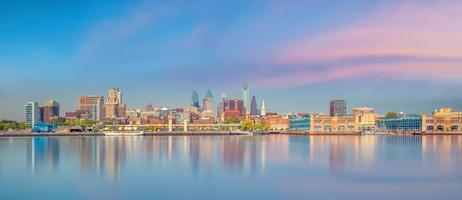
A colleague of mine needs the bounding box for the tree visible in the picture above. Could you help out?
[385,112,399,119]
[253,123,269,132]
[240,119,253,131]
[0,120,29,130]
[52,119,64,126]
[17,123,29,130]
[225,116,241,124]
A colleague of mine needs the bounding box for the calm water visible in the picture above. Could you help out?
[0,135,461,200]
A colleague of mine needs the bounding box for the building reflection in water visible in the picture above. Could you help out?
[307,135,423,174]
[20,135,462,182]
[422,135,462,171]
[27,137,60,174]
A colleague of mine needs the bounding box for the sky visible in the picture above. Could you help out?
[1,0,462,121]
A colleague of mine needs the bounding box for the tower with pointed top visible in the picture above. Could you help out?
[261,100,266,116]
[250,96,257,115]
[191,90,200,108]
[202,89,214,118]
[242,84,250,113]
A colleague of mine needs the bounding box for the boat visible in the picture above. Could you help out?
[103,131,144,136]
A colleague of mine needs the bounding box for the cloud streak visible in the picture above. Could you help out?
[256,1,462,88]
[78,1,175,61]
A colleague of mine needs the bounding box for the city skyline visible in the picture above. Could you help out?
[2,0,462,120]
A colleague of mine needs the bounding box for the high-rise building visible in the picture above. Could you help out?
[250,96,258,115]
[117,90,123,104]
[202,89,214,118]
[104,88,126,119]
[203,89,214,111]
[217,93,227,121]
[79,96,104,121]
[261,100,266,116]
[329,100,347,117]
[42,99,60,123]
[221,98,245,122]
[191,90,200,108]
[25,102,41,126]
[146,102,154,112]
[242,84,250,113]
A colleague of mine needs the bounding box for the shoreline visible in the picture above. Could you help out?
[1,131,462,137]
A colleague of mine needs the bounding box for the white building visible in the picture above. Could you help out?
[25,102,41,126]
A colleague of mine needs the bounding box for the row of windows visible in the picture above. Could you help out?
[313,126,355,131]
[426,120,462,124]
[426,125,460,131]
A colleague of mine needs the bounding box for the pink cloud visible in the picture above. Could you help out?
[254,62,462,88]
[256,1,462,88]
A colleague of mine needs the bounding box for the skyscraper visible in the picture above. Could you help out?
[221,98,245,122]
[79,96,104,121]
[242,84,250,113]
[191,90,200,108]
[42,99,60,123]
[261,100,266,116]
[217,93,227,121]
[25,102,41,126]
[329,100,347,117]
[250,96,258,115]
[203,89,214,111]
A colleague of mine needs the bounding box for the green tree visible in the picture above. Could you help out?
[385,112,399,119]
[225,116,241,124]
[240,119,253,131]
[17,123,29,130]
[52,119,64,126]
[253,123,269,131]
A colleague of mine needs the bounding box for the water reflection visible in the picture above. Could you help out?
[3,135,461,182]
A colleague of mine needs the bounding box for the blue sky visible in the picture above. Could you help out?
[1,0,462,121]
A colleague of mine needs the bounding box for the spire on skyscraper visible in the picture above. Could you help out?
[242,84,250,113]
[250,96,257,115]
[191,90,200,108]
[205,89,213,100]
[261,100,266,116]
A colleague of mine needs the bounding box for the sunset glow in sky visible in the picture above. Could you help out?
[1,0,462,120]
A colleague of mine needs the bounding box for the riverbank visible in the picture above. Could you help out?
[2,131,462,137]
[0,131,248,137]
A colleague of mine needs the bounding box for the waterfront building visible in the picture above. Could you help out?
[352,107,376,130]
[289,114,310,131]
[242,84,250,113]
[25,102,41,126]
[65,110,92,120]
[42,99,60,123]
[377,116,422,131]
[171,109,184,124]
[250,96,258,116]
[329,100,347,117]
[422,108,462,132]
[261,100,266,116]
[310,114,359,132]
[104,88,126,119]
[264,113,289,131]
[32,123,57,133]
[191,90,200,108]
[79,96,104,121]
